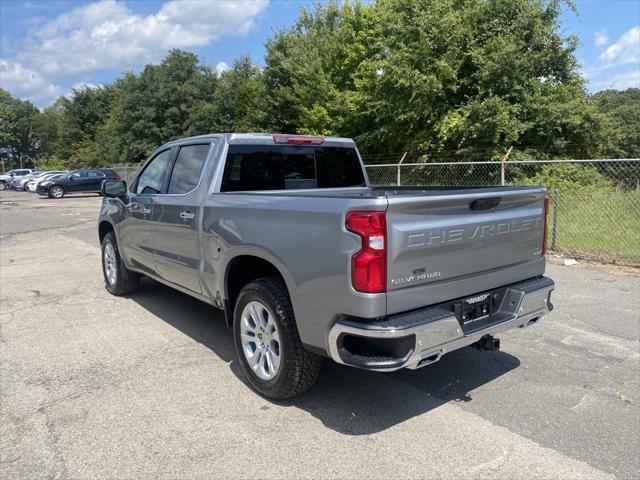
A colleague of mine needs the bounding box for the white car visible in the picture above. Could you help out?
[24,171,67,192]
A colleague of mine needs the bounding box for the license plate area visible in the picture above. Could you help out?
[461,294,491,324]
[453,286,515,334]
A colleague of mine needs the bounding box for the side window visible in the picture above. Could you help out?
[87,170,104,178]
[136,149,173,195]
[167,144,210,194]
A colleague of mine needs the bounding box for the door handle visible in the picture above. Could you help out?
[180,211,195,220]
[141,207,152,215]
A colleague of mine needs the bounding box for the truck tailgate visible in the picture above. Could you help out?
[385,187,547,315]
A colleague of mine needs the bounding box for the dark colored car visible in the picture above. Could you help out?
[37,168,121,198]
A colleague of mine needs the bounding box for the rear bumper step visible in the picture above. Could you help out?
[328,276,554,372]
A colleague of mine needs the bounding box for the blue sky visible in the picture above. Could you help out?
[0,0,638,109]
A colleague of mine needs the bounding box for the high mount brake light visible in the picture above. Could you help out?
[272,135,325,145]
[346,211,387,293]
[542,196,549,256]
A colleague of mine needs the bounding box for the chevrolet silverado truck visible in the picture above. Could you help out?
[98,133,554,399]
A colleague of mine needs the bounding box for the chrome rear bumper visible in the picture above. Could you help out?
[328,276,554,372]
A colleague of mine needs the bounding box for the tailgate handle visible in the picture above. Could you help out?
[470,197,501,211]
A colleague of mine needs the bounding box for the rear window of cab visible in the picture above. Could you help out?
[220,145,365,192]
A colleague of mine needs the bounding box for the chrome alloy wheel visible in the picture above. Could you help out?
[240,301,281,380]
[51,186,63,198]
[103,242,117,286]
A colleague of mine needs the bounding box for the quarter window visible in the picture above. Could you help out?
[136,149,173,194]
[167,144,210,194]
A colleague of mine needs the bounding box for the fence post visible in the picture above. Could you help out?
[396,152,407,186]
[551,189,560,252]
[500,146,513,186]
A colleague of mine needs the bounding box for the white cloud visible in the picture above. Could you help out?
[1,0,268,107]
[594,29,609,48]
[215,61,230,76]
[599,26,640,68]
[20,0,268,77]
[583,26,640,92]
[0,59,63,107]
[592,69,640,90]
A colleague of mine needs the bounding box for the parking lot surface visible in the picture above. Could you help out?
[1,191,639,479]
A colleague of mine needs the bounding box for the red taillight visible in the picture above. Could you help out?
[272,134,324,145]
[542,196,549,256]
[346,211,387,293]
[115,175,122,181]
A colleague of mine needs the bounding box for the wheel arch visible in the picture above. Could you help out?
[98,220,116,244]
[223,254,293,329]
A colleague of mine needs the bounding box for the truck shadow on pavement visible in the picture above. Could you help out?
[130,278,521,436]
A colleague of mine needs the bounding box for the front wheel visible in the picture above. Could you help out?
[0,181,5,191]
[49,186,65,198]
[101,231,140,295]
[233,277,322,399]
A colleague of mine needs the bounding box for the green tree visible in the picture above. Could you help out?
[0,89,41,169]
[262,1,374,136]
[103,50,219,163]
[350,0,606,158]
[593,88,640,159]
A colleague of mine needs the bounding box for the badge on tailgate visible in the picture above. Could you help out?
[390,267,441,286]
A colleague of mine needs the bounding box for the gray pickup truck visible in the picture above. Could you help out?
[98,133,554,399]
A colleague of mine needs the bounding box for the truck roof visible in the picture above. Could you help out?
[162,133,356,148]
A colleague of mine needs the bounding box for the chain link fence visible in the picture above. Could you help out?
[364,158,640,266]
[112,164,143,183]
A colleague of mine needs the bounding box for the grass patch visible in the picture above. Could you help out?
[548,189,640,265]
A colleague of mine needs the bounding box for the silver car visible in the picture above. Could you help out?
[0,169,34,190]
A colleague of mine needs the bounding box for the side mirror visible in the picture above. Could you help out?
[102,180,127,198]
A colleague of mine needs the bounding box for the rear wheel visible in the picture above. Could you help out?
[49,186,64,199]
[233,277,321,399]
[0,181,5,191]
[101,231,140,295]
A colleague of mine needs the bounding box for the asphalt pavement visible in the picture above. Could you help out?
[1,190,638,479]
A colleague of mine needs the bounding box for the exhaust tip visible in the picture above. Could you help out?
[526,316,540,327]
[416,350,442,368]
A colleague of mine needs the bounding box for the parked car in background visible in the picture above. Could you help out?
[98,133,554,399]
[0,169,34,190]
[37,169,121,198]
[14,171,53,191]
[24,171,67,192]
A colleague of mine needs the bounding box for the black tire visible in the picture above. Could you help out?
[0,181,5,191]
[233,277,322,399]
[101,231,140,295]
[48,185,65,199]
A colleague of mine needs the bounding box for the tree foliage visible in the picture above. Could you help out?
[593,88,640,159]
[0,89,41,168]
[0,0,638,171]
